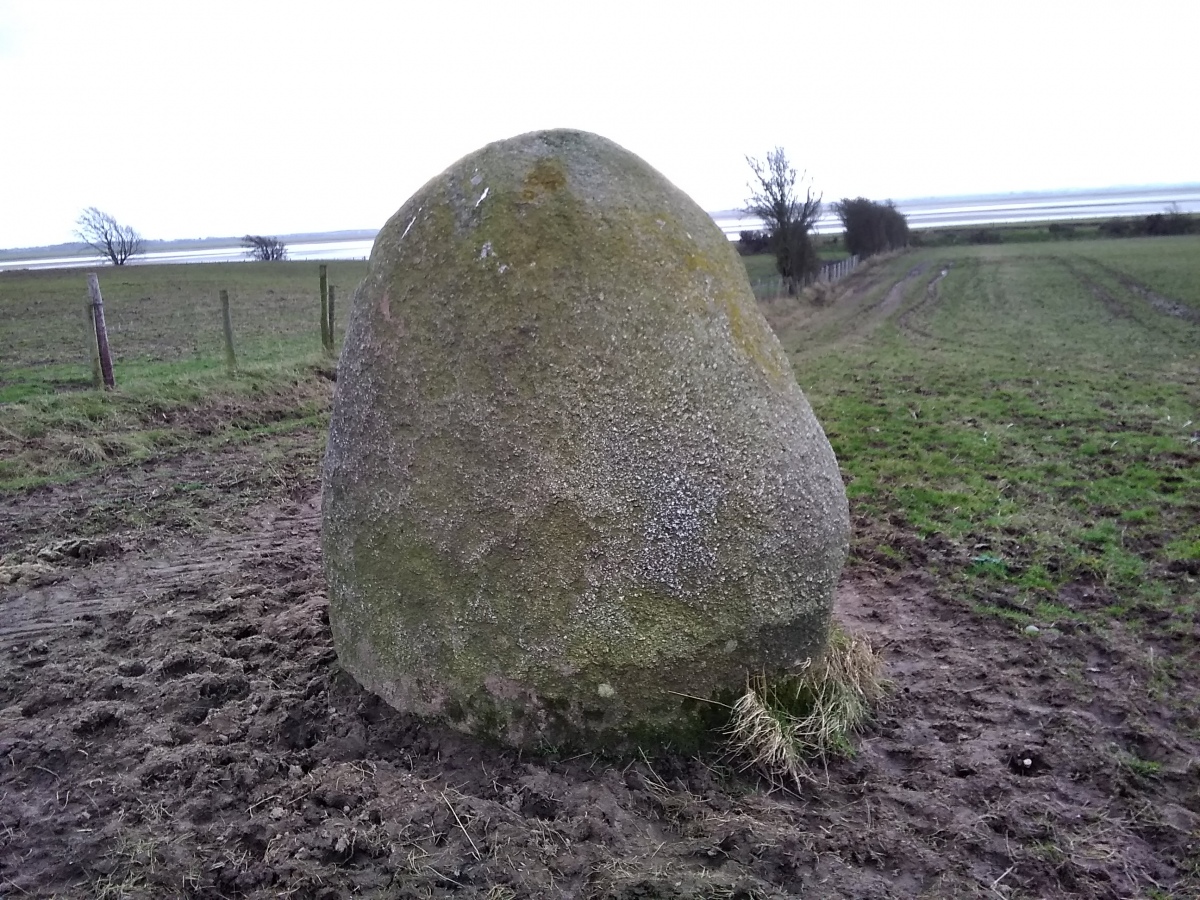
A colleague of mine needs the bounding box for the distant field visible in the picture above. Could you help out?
[0,260,367,377]
[4,238,1196,611]
[2,236,1199,897]
[0,261,368,488]
[741,253,778,283]
[767,236,1200,623]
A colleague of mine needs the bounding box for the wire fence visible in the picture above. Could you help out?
[749,255,861,301]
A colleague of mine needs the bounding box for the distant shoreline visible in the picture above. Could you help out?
[3,184,1197,265]
[0,229,379,262]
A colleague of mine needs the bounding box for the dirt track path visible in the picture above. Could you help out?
[764,258,943,356]
[863,261,934,332]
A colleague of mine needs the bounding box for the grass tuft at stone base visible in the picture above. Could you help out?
[727,625,887,790]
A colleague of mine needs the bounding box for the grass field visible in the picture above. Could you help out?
[0,261,366,489]
[1,236,1199,897]
[2,240,1197,642]
[774,237,1199,632]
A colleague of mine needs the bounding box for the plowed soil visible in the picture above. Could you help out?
[2,435,1197,899]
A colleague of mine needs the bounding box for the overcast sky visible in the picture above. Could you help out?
[1,0,1195,249]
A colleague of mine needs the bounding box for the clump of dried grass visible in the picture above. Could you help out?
[727,626,886,790]
[64,435,108,464]
[802,280,839,307]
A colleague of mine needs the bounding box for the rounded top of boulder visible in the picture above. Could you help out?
[359,128,789,380]
[323,129,849,751]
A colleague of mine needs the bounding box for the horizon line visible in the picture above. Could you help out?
[3,182,1199,255]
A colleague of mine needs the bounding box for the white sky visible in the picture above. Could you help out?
[1,0,1195,248]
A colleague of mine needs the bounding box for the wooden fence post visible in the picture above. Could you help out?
[83,300,102,387]
[220,289,237,372]
[319,264,330,351]
[325,284,336,355]
[86,273,116,389]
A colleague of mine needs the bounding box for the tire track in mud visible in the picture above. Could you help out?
[1058,258,1135,320]
[1058,257,1200,333]
[893,262,952,340]
[1083,258,1200,324]
[761,255,925,354]
[864,260,933,331]
[0,495,321,639]
[776,257,948,351]
[808,259,935,344]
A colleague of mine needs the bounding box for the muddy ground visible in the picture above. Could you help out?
[1,433,1198,899]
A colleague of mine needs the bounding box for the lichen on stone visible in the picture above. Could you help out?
[322,129,850,752]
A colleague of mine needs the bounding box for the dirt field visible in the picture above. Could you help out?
[2,438,1196,899]
[2,244,1198,898]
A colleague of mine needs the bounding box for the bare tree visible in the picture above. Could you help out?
[75,207,144,266]
[745,148,822,295]
[242,235,288,261]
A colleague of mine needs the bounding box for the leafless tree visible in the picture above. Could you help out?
[745,148,822,295]
[241,235,289,261]
[75,207,144,266]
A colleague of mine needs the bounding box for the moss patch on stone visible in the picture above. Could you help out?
[323,129,850,751]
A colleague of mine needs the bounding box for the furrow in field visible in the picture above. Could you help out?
[1083,258,1200,323]
[1055,256,1200,350]
[893,263,953,340]
[860,260,932,333]
[769,255,934,355]
[1057,258,1137,321]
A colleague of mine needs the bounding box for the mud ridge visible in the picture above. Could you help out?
[893,263,952,340]
[862,260,933,332]
[1085,258,1200,324]
[1058,259,1134,320]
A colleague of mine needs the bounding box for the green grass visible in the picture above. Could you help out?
[0,260,366,375]
[1115,749,1164,779]
[1028,235,1200,313]
[740,254,778,282]
[3,243,1198,640]
[0,261,365,490]
[776,237,1200,633]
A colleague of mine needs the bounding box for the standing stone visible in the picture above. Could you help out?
[322,129,849,751]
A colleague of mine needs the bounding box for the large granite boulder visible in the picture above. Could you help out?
[322,129,849,751]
